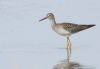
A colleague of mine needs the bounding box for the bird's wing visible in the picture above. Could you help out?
[62,23,87,33]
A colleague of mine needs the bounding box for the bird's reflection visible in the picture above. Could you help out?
[53,49,93,69]
[53,60,93,69]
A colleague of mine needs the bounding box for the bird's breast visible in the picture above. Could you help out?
[52,25,71,36]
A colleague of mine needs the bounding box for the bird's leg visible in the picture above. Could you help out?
[66,37,71,62]
[67,37,70,49]
[67,48,70,63]
[66,37,72,58]
[68,37,72,54]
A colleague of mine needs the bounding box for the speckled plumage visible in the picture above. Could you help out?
[61,23,95,33]
[39,13,95,37]
[39,13,95,52]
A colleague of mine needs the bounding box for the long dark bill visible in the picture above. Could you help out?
[39,17,48,22]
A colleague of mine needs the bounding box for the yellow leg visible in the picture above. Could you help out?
[67,37,70,49]
[68,38,72,54]
[66,37,72,62]
[67,48,70,63]
[67,37,72,54]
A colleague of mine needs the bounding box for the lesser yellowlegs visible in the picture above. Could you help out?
[39,13,95,53]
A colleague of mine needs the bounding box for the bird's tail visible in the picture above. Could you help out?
[70,24,95,33]
[80,24,96,29]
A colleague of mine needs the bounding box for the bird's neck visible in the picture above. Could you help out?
[49,19,56,27]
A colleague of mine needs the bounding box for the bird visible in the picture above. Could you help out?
[39,13,95,53]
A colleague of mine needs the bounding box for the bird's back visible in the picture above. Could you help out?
[60,23,95,33]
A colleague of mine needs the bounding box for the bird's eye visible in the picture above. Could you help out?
[47,14,50,17]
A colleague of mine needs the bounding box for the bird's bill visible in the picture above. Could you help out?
[39,16,48,22]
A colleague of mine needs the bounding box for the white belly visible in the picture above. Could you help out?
[53,26,71,36]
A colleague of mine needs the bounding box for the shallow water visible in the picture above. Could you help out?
[0,0,99,69]
[0,45,97,69]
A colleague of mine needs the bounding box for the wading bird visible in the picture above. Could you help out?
[39,13,95,53]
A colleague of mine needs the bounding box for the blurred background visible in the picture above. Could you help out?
[0,0,99,69]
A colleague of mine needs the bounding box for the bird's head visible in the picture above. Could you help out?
[39,13,55,21]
